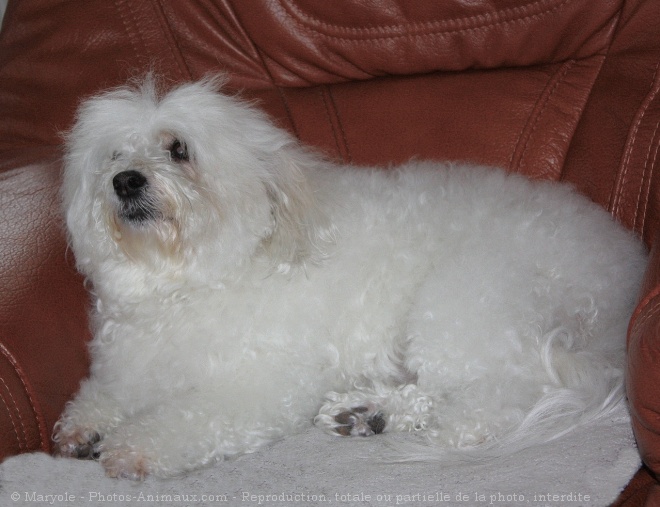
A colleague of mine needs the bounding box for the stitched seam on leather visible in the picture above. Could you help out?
[318,88,340,157]
[611,57,660,216]
[150,0,193,80]
[225,0,281,90]
[634,120,660,235]
[114,0,146,67]
[279,0,572,41]
[558,54,608,183]
[630,297,660,339]
[329,89,351,163]
[275,89,301,141]
[509,60,575,173]
[252,46,302,134]
[252,46,283,89]
[319,87,351,163]
[0,342,45,451]
[0,376,24,450]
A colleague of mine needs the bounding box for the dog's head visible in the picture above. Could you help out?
[62,76,331,292]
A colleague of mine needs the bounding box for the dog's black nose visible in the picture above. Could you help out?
[113,170,147,199]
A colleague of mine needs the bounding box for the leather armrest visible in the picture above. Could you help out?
[628,240,660,479]
[0,152,90,459]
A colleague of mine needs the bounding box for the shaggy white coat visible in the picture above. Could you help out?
[53,76,648,480]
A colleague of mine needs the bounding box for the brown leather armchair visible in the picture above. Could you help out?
[1,1,659,504]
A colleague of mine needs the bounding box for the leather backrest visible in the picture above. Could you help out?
[205,0,623,87]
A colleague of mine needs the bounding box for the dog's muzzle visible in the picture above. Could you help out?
[113,170,157,223]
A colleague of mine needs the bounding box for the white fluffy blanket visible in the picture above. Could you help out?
[0,404,638,507]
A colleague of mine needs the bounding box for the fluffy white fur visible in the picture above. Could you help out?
[53,76,648,480]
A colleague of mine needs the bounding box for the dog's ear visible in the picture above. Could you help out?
[261,147,334,272]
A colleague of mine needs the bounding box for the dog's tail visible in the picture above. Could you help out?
[381,335,628,463]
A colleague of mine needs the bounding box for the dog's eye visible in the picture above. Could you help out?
[111,151,121,161]
[169,140,189,162]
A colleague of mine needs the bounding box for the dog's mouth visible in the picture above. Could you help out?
[113,170,160,224]
[118,203,160,223]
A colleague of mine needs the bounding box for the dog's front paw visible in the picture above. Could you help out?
[52,426,102,460]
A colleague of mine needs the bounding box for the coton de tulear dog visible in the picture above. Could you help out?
[54,76,648,480]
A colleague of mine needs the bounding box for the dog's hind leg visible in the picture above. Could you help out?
[315,383,435,437]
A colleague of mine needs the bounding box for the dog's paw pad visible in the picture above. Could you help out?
[333,407,386,437]
[75,432,102,459]
[54,430,102,460]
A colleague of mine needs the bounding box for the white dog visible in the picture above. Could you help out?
[53,76,647,480]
